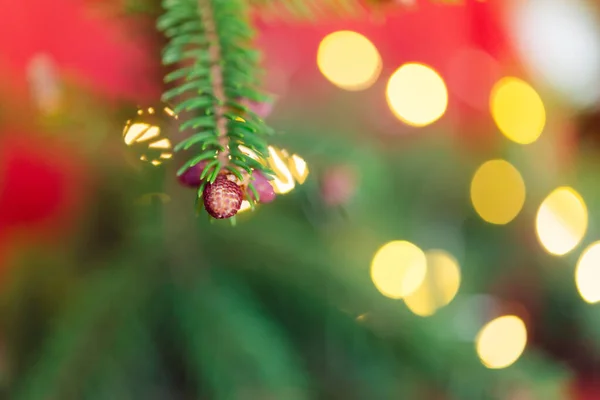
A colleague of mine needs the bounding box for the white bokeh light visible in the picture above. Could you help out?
[510,0,600,108]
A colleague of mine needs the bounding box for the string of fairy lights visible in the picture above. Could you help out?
[316,30,598,370]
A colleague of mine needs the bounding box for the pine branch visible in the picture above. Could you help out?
[158,0,273,192]
[173,276,309,399]
[198,0,228,165]
[13,268,140,400]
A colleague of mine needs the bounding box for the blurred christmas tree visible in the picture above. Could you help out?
[1,0,600,399]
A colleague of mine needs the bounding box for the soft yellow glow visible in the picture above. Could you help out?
[123,111,175,166]
[536,187,588,256]
[123,123,160,145]
[490,77,546,144]
[290,155,309,184]
[164,107,177,118]
[575,242,600,303]
[386,63,448,127]
[148,138,172,149]
[238,200,252,214]
[317,31,382,91]
[268,147,296,194]
[404,250,461,317]
[239,145,308,195]
[476,316,527,369]
[470,159,526,225]
[370,241,427,299]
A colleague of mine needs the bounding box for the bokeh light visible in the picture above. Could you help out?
[404,250,461,317]
[575,242,600,303]
[512,0,600,108]
[476,315,527,369]
[317,31,382,91]
[490,77,546,144]
[123,123,160,145]
[470,160,526,225]
[268,146,296,194]
[290,155,308,184]
[371,241,427,299]
[267,147,309,194]
[239,145,309,195]
[237,200,252,214]
[536,187,588,256]
[123,107,174,166]
[386,63,448,127]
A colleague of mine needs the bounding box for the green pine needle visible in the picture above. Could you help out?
[247,182,260,205]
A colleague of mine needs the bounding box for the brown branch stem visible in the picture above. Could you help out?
[198,0,229,165]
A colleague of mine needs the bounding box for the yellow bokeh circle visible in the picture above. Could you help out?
[370,241,427,299]
[576,242,600,304]
[536,187,588,256]
[490,77,546,144]
[470,159,526,225]
[386,63,448,127]
[317,31,382,91]
[404,250,461,317]
[476,315,527,369]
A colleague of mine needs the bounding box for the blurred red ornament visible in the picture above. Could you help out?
[0,132,87,235]
[0,0,159,102]
[445,47,501,111]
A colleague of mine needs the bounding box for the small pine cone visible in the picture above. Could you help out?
[203,175,243,219]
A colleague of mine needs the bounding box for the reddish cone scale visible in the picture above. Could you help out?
[202,175,243,219]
